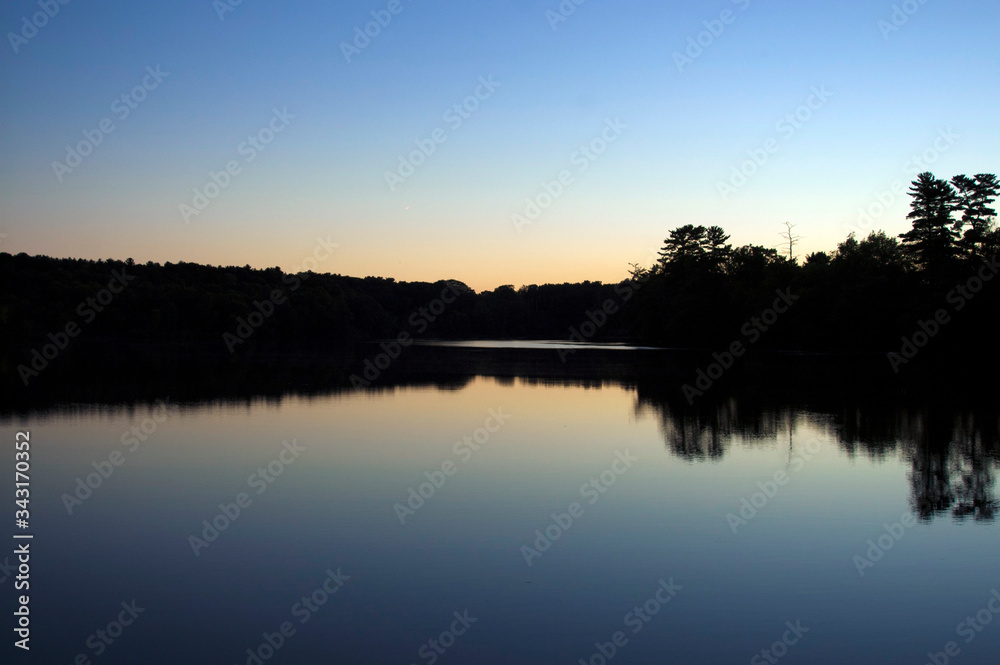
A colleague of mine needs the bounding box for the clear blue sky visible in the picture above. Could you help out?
[1,0,997,290]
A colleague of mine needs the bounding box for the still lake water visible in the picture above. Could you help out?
[2,344,999,664]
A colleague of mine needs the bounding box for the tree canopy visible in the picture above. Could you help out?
[2,172,996,389]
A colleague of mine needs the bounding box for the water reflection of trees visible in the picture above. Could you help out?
[903,411,999,522]
[636,396,790,461]
[4,344,997,523]
[635,386,999,522]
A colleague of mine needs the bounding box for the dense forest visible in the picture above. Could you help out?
[2,171,997,388]
[628,171,1000,356]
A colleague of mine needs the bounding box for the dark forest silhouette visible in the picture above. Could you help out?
[2,171,997,388]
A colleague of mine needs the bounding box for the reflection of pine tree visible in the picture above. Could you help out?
[637,395,785,461]
[651,399,733,461]
[949,416,998,521]
[908,444,955,520]
[950,458,996,521]
[901,412,998,522]
[635,383,999,523]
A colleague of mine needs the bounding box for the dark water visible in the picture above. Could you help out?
[2,344,998,664]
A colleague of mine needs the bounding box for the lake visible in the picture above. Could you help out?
[2,343,998,664]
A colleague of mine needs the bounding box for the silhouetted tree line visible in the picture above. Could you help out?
[0,253,627,372]
[2,171,997,379]
[624,171,999,353]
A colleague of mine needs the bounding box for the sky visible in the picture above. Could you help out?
[1,0,998,292]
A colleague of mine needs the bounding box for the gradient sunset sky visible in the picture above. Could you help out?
[1,0,997,291]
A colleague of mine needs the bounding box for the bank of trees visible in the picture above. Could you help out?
[0,254,626,366]
[2,172,996,382]
[899,172,1000,271]
[626,171,998,352]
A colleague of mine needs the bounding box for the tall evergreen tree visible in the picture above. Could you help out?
[705,226,732,272]
[657,225,732,271]
[952,173,999,258]
[898,172,960,270]
[657,225,708,268]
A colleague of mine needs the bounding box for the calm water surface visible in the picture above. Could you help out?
[2,348,998,664]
